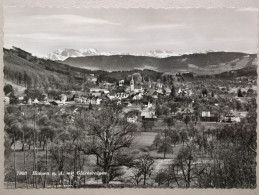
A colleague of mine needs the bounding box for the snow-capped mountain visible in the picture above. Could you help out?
[146,50,181,58]
[47,48,100,61]
[46,48,183,61]
[46,48,231,61]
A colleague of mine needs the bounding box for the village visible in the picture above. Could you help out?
[4,70,256,128]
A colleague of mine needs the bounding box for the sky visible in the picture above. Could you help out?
[3,7,258,57]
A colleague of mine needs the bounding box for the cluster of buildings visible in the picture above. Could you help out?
[4,71,253,125]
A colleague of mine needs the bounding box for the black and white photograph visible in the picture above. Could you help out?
[2,7,258,189]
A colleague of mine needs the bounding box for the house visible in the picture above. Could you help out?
[147,102,153,108]
[119,80,124,86]
[127,102,133,107]
[107,92,128,100]
[33,98,39,104]
[74,97,83,103]
[201,111,219,122]
[90,88,102,93]
[132,93,143,100]
[96,98,101,105]
[91,77,97,83]
[18,96,24,101]
[141,109,157,120]
[102,81,115,88]
[27,98,32,105]
[165,88,171,96]
[178,88,193,97]
[67,94,75,102]
[4,96,10,104]
[224,110,241,123]
[156,89,164,95]
[81,97,87,104]
[92,92,102,97]
[202,111,210,118]
[134,85,143,93]
[60,94,67,104]
[107,92,117,100]
[85,97,101,105]
[152,91,158,99]
[238,111,248,119]
[182,108,194,116]
[156,82,163,89]
[44,100,50,105]
[142,101,153,109]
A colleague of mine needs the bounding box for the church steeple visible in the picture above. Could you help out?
[130,75,134,91]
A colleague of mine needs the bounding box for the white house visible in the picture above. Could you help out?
[18,96,24,101]
[33,98,39,104]
[60,94,67,104]
[133,93,143,100]
[27,98,32,105]
[4,96,10,104]
[107,92,117,100]
[96,98,101,105]
[141,109,157,119]
[202,111,210,117]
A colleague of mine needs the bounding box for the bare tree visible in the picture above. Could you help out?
[132,154,154,185]
[81,105,136,184]
[172,143,197,188]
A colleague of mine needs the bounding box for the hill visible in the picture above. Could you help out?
[3,47,162,91]
[61,52,257,74]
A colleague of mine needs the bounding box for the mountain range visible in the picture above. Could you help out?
[58,50,257,74]
[46,48,207,61]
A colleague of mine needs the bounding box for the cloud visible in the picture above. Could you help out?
[5,33,128,43]
[135,23,187,31]
[33,14,120,25]
[235,8,258,12]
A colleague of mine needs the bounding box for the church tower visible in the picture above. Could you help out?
[130,75,134,91]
